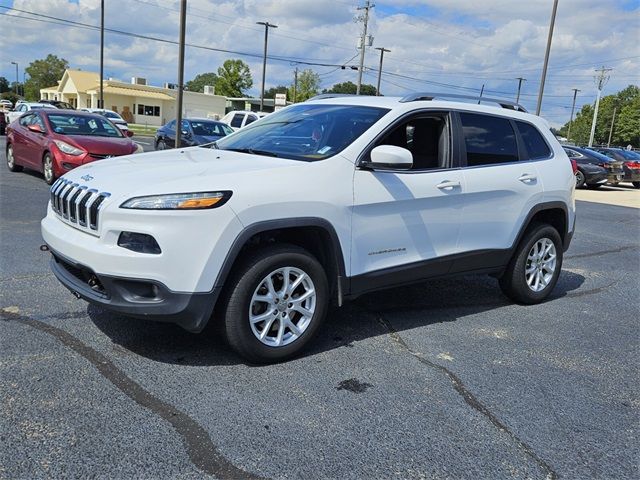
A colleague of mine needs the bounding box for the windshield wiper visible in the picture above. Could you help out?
[225,148,278,157]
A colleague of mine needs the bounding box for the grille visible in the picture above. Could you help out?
[50,179,111,234]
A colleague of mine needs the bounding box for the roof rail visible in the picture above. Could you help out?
[306,94,364,101]
[399,92,528,113]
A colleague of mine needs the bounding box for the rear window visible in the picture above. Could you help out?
[231,114,244,128]
[460,112,518,166]
[516,121,551,159]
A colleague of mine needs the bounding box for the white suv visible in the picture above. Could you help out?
[220,110,268,130]
[41,93,575,363]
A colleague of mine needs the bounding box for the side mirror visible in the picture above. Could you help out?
[27,124,45,134]
[365,145,413,170]
[125,129,134,137]
[181,129,190,137]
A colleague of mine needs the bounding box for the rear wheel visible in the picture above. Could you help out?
[633,181,640,189]
[221,244,329,363]
[499,224,563,304]
[43,153,55,185]
[575,170,585,188]
[6,144,22,172]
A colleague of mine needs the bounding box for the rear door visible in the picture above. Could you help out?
[455,112,544,267]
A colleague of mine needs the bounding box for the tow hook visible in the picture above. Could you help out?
[40,244,50,252]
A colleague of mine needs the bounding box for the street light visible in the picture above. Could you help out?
[257,21,277,112]
[10,61,18,96]
[374,47,390,96]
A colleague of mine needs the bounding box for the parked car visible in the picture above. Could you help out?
[587,147,640,188]
[5,102,58,124]
[220,110,268,131]
[40,100,75,110]
[6,110,142,184]
[0,99,13,109]
[42,93,575,363]
[155,118,234,149]
[81,108,129,133]
[0,105,7,135]
[563,146,624,188]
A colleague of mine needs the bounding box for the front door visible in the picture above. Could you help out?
[351,112,464,293]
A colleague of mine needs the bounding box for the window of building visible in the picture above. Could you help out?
[137,104,160,117]
[516,121,551,160]
[460,112,518,166]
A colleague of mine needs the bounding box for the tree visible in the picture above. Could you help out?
[185,72,218,93]
[0,77,10,93]
[24,54,69,101]
[215,59,252,97]
[561,85,640,147]
[287,69,320,102]
[265,85,288,99]
[323,81,377,96]
[0,91,20,104]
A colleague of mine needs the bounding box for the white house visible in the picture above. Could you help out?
[40,70,227,126]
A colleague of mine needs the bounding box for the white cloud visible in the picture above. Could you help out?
[1,0,638,126]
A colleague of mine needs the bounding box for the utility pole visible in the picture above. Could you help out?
[536,0,559,116]
[257,21,278,111]
[175,0,187,149]
[99,0,104,109]
[356,1,374,95]
[588,66,612,147]
[293,67,298,103]
[10,62,18,96]
[478,84,485,104]
[515,77,526,104]
[374,47,390,96]
[567,88,580,143]
[607,106,617,147]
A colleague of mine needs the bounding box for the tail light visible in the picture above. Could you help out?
[570,159,578,174]
[625,161,640,169]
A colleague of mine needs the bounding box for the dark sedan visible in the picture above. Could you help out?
[6,110,141,184]
[155,118,234,149]
[587,147,640,188]
[564,146,625,188]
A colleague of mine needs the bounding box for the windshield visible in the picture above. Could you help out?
[47,113,124,138]
[615,149,640,160]
[579,148,618,163]
[215,104,390,161]
[191,120,233,137]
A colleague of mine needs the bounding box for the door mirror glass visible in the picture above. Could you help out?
[367,145,413,170]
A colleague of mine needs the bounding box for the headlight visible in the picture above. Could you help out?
[134,143,144,154]
[120,191,232,210]
[54,140,85,156]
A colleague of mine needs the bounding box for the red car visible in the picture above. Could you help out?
[6,110,142,184]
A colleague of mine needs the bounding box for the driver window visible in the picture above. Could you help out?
[378,114,450,170]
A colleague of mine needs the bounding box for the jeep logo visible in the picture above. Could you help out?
[81,174,94,181]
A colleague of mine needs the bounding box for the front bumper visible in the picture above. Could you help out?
[49,247,219,332]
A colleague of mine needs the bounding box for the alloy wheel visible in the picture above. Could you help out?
[7,146,14,169]
[43,155,54,183]
[525,237,557,292]
[249,267,316,347]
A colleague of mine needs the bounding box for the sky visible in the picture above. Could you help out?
[0,0,638,127]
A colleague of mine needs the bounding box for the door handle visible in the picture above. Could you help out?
[518,173,537,183]
[436,180,461,190]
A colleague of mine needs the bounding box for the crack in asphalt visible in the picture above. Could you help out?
[374,313,558,480]
[565,245,636,260]
[1,310,266,480]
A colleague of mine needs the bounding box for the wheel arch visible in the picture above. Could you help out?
[214,218,347,306]
[512,202,570,253]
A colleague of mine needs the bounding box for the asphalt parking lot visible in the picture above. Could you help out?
[1,136,638,479]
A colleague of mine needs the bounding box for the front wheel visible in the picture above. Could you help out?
[221,244,329,363]
[499,224,563,304]
[43,153,55,185]
[156,139,166,150]
[6,144,22,172]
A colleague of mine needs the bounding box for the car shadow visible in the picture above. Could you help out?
[88,270,586,367]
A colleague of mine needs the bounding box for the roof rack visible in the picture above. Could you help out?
[306,94,364,101]
[399,92,528,113]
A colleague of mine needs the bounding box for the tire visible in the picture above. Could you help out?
[220,244,329,363]
[43,153,55,185]
[156,139,166,150]
[633,182,640,189]
[587,183,602,189]
[6,144,22,172]
[499,224,563,304]
[575,170,585,188]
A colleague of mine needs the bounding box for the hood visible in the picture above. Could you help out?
[65,135,136,156]
[60,146,305,201]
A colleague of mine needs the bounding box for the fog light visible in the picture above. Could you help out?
[117,231,161,254]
